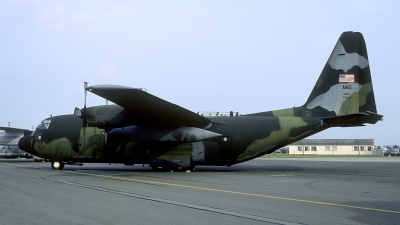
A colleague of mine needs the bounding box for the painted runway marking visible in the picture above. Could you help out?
[58,180,302,225]
[2,161,399,216]
[65,170,400,215]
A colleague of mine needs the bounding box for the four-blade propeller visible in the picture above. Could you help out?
[73,82,89,145]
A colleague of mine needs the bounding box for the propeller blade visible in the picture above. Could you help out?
[84,82,88,109]
[83,82,89,146]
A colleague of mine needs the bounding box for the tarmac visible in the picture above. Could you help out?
[1,157,399,225]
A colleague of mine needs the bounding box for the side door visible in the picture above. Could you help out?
[91,135,100,158]
[218,136,232,161]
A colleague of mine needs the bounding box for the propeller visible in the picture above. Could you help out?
[74,82,89,146]
[84,81,87,109]
[73,82,88,118]
[82,82,88,146]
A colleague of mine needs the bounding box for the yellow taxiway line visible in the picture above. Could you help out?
[65,170,400,215]
[2,161,398,215]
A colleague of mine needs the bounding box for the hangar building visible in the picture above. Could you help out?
[289,139,377,155]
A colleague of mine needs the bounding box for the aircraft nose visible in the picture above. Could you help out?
[18,135,39,156]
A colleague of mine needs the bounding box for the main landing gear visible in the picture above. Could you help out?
[151,166,195,172]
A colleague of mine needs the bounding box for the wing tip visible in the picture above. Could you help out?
[86,84,147,92]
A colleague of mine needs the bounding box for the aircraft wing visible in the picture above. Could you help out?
[0,127,32,136]
[86,85,211,128]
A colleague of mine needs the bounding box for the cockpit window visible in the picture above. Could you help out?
[36,119,51,129]
[35,132,42,141]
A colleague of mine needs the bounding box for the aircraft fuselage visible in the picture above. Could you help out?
[20,113,324,168]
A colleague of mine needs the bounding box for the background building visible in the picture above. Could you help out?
[289,139,377,155]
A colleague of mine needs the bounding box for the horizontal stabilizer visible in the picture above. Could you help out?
[322,112,383,127]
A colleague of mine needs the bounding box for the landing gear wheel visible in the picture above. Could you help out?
[51,161,64,170]
[182,165,195,172]
[152,166,166,171]
[173,166,195,172]
[189,165,195,171]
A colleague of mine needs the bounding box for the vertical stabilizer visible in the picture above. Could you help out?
[303,31,377,117]
[245,31,382,125]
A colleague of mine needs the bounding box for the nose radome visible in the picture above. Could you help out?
[18,135,40,156]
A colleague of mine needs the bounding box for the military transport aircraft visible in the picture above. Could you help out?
[1,126,32,158]
[19,31,382,170]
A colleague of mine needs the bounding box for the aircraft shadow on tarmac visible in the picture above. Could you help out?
[1,159,304,173]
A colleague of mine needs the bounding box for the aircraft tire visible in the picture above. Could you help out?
[51,161,64,170]
[151,166,169,172]
[152,166,195,172]
[183,165,195,172]
[176,166,192,172]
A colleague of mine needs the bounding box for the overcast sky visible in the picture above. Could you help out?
[1,0,399,145]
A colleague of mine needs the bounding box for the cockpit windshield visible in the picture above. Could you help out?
[36,119,51,130]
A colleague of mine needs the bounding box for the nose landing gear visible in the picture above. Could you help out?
[51,161,64,170]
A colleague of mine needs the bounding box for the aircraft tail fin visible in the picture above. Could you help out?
[245,31,382,125]
[301,31,381,123]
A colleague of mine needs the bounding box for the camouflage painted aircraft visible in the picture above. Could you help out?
[1,126,32,158]
[19,31,382,170]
